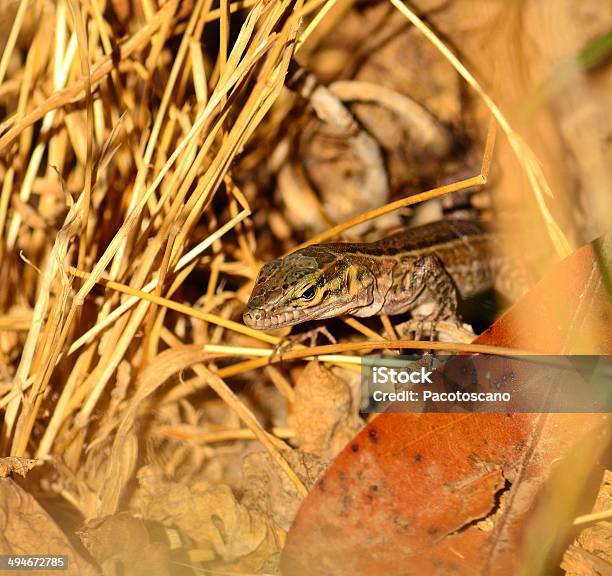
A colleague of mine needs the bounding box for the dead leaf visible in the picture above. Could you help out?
[562,545,612,576]
[241,449,328,531]
[78,512,171,576]
[562,470,612,574]
[0,478,95,575]
[0,456,37,478]
[287,361,363,458]
[479,236,612,354]
[135,467,282,572]
[282,411,608,576]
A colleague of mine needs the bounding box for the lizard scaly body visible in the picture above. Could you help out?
[243,220,525,331]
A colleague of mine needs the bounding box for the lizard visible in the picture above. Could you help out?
[243,219,528,336]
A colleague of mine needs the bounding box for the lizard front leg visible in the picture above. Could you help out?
[393,255,460,339]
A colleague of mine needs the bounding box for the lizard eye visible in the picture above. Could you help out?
[300,285,317,300]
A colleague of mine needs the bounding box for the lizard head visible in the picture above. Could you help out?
[243,246,373,329]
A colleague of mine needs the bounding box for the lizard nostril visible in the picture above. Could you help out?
[253,311,262,321]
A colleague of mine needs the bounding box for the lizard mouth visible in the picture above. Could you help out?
[243,308,306,329]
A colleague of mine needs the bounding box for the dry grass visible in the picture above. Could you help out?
[1,0,314,502]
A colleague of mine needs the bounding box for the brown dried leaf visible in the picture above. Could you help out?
[287,361,362,458]
[0,456,37,478]
[562,545,612,576]
[0,478,95,575]
[282,412,609,576]
[287,84,389,236]
[135,468,280,571]
[332,82,453,190]
[78,512,171,576]
[562,470,612,574]
[241,449,328,531]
